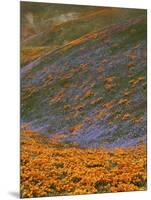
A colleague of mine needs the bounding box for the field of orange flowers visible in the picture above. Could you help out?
[20,130,147,198]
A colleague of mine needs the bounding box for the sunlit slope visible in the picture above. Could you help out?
[21,7,147,148]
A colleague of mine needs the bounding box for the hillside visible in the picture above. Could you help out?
[20,2,147,198]
[21,3,147,148]
[21,2,146,66]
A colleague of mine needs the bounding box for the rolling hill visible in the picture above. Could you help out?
[21,3,147,148]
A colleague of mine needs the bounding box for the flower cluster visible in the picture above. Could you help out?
[21,130,147,198]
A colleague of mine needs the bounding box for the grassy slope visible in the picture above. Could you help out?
[20,4,147,198]
[21,2,146,66]
[21,3,147,148]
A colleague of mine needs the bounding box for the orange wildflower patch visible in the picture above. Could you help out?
[129,76,145,88]
[122,113,130,120]
[104,76,115,90]
[50,90,65,103]
[103,99,117,109]
[127,63,135,68]
[118,98,130,105]
[21,131,147,198]
[84,90,94,98]
[69,123,83,132]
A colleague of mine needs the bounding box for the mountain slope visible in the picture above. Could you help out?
[21,2,146,66]
[21,6,147,148]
